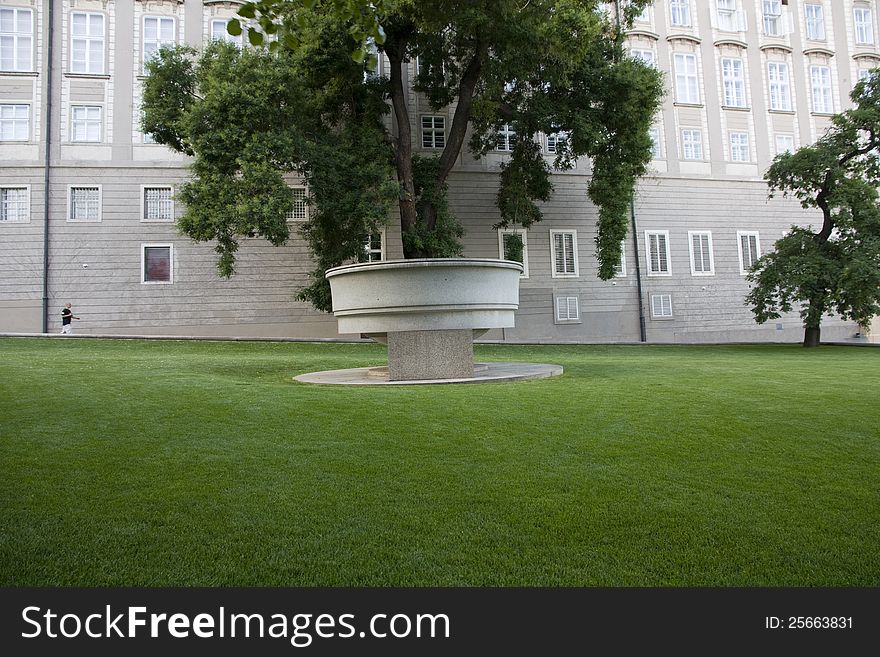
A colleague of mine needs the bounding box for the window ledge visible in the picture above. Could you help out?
[768,109,795,115]
[0,70,39,77]
[673,102,704,109]
[721,105,751,111]
[810,111,835,117]
[63,73,111,80]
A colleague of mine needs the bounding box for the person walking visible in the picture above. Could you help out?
[60,303,80,334]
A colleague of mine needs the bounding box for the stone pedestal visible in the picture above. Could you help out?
[387,329,474,380]
[325,258,523,381]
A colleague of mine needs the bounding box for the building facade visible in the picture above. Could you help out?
[0,0,876,342]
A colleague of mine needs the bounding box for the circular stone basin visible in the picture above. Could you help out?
[325,258,523,335]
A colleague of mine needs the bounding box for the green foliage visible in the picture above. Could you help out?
[143,0,662,312]
[749,73,880,340]
[401,156,464,259]
[501,231,524,264]
[496,139,553,230]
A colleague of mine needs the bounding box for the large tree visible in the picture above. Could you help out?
[747,74,880,347]
[143,0,662,311]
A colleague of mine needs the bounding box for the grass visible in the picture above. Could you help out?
[0,337,878,587]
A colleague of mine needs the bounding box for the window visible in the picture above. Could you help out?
[631,48,655,67]
[721,57,746,107]
[651,294,673,319]
[645,230,671,276]
[498,229,529,278]
[363,230,385,262]
[737,231,761,273]
[775,133,794,154]
[688,231,714,275]
[546,131,567,154]
[496,123,517,151]
[416,56,444,80]
[649,127,662,159]
[143,16,175,75]
[674,53,700,104]
[286,186,308,221]
[142,244,173,284]
[805,4,825,40]
[858,68,874,82]
[716,0,740,32]
[142,186,173,222]
[0,7,32,71]
[810,64,833,113]
[550,230,578,278]
[70,105,101,142]
[421,116,445,149]
[0,186,29,222]
[614,240,627,278]
[768,61,792,111]
[68,186,101,222]
[729,131,750,162]
[681,128,703,160]
[555,296,580,322]
[0,103,28,140]
[363,38,379,79]
[70,11,105,74]
[211,19,242,47]
[670,0,691,27]
[763,0,782,37]
[855,7,875,45]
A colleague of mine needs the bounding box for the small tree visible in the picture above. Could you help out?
[748,75,880,347]
[143,0,662,311]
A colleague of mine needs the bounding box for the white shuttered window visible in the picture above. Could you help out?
[550,230,578,277]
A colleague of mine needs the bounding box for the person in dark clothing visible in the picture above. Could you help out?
[60,303,80,334]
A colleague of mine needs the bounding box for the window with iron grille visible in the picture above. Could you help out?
[143,186,173,222]
[68,187,101,222]
[286,187,308,221]
[0,186,28,222]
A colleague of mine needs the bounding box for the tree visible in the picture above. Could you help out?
[747,74,880,347]
[143,0,662,311]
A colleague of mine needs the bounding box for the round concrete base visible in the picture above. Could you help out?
[294,362,563,386]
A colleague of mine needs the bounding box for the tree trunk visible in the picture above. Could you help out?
[803,326,821,347]
[385,38,420,257]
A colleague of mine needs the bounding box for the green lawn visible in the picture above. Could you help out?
[0,337,878,586]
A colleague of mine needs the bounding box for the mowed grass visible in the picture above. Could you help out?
[0,337,878,586]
